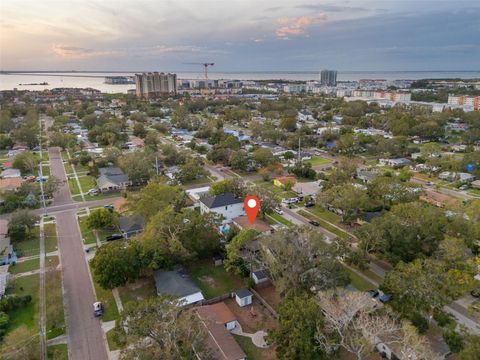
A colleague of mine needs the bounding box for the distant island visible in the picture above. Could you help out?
[18,82,48,86]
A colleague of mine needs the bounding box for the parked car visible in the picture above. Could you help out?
[308,220,320,227]
[471,288,480,298]
[87,188,99,196]
[36,176,49,182]
[367,289,380,298]
[274,207,284,215]
[103,204,114,210]
[305,202,315,208]
[105,234,124,241]
[378,293,392,303]
[93,301,103,317]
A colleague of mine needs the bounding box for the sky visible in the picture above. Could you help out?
[1,0,479,72]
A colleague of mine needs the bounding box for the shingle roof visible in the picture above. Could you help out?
[235,288,252,299]
[153,269,202,298]
[118,215,144,233]
[200,192,243,209]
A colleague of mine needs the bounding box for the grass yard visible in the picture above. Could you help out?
[307,206,341,224]
[44,223,58,253]
[63,161,73,175]
[45,269,66,340]
[67,177,81,196]
[187,260,246,299]
[5,274,39,331]
[78,216,97,244]
[344,267,376,291]
[233,335,276,360]
[298,210,351,240]
[77,175,96,192]
[47,344,68,360]
[266,212,292,226]
[306,155,331,166]
[13,228,40,257]
[41,164,51,176]
[254,179,297,199]
[106,328,125,351]
[9,258,40,274]
[118,277,156,306]
[89,264,119,321]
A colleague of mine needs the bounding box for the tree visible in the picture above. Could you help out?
[13,126,39,149]
[283,151,295,161]
[209,178,247,198]
[126,182,186,222]
[90,241,142,289]
[119,296,209,359]
[133,123,147,138]
[118,151,153,185]
[224,229,259,275]
[459,335,480,360]
[13,152,38,174]
[317,184,369,223]
[230,150,249,171]
[43,176,63,198]
[144,131,159,150]
[279,116,297,132]
[316,289,400,360]
[251,186,280,216]
[356,202,446,263]
[271,295,326,360]
[252,147,275,167]
[8,209,40,241]
[175,157,208,184]
[259,227,348,296]
[49,131,76,149]
[86,208,117,230]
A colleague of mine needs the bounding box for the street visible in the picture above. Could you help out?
[48,147,109,360]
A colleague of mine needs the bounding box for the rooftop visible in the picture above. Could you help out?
[153,269,202,299]
[235,288,253,299]
[200,192,243,209]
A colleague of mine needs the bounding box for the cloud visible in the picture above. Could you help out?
[275,13,327,39]
[52,45,120,58]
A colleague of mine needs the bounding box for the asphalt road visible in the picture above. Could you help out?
[49,147,109,360]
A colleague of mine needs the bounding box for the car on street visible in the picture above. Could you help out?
[103,204,114,210]
[105,234,124,241]
[93,301,103,317]
[274,207,284,215]
[308,220,320,227]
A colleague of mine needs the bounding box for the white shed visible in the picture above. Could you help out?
[235,289,253,307]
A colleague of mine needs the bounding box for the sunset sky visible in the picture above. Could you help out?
[1,0,479,71]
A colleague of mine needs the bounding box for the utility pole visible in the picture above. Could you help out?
[298,137,301,163]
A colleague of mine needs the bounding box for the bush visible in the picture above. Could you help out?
[410,312,429,334]
[433,309,454,328]
[443,329,464,353]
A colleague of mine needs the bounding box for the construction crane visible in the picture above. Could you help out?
[183,62,214,92]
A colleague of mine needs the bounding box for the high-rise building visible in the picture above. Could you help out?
[135,72,177,98]
[320,69,337,87]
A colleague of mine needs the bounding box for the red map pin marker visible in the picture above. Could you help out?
[244,195,260,224]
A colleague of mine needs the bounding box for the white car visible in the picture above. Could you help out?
[93,301,103,317]
[87,188,99,196]
[274,207,284,215]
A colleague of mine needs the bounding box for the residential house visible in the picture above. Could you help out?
[118,215,144,238]
[251,269,269,285]
[438,171,475,183]
[375,332,450,360]
[96,167,131,193]
[200,192,244,224]
[292,181,322,197]
[233,216,273,235]
[355,169,379,184]
[273,175,297,189]
[186,186,211,203]
[0,220,16,266]
[0,168,21,179]
[197,303,246,360]
[378,158,411,168]
[0,177,23,193]
[235,289,253,307]
[153,269,204,306]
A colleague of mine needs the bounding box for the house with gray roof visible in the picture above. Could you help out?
[199,192,244,224]
[118,215,144,238]
[96,167,131,193]
[153,269,204,306]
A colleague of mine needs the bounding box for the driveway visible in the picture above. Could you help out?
[49,147,109,360]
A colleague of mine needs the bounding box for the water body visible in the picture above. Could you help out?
[1,71,479,93]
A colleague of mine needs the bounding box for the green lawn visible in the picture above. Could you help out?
[44,223,58,253]
[9,258,40,274]
[344,267,376,291]
[298,210,351,240]
[41,164,51,176]
[306,155,331,166]
[63,161,73,174]
[77,175,96,192]
[89,264,119,321]
[46,269,66,340]
[67,177,81,195]
[118,277,156,306]
[13,229,40,257]
[78,216,96,244]
[254,179,297,199]
[308,206,341,224]
[106,328,125,351]
[187,261,246,299]
[266,212,292,226]
[233,335,268,360]
[5,274,39,331]
[47,344,68,360]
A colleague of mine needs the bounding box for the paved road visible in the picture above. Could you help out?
[49,147,109,360]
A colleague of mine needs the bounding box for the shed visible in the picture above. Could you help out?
[235,289,253,307]
[251,269,269,285]
[153,269,204,306]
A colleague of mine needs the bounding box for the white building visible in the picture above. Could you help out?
[199,192,245,224]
